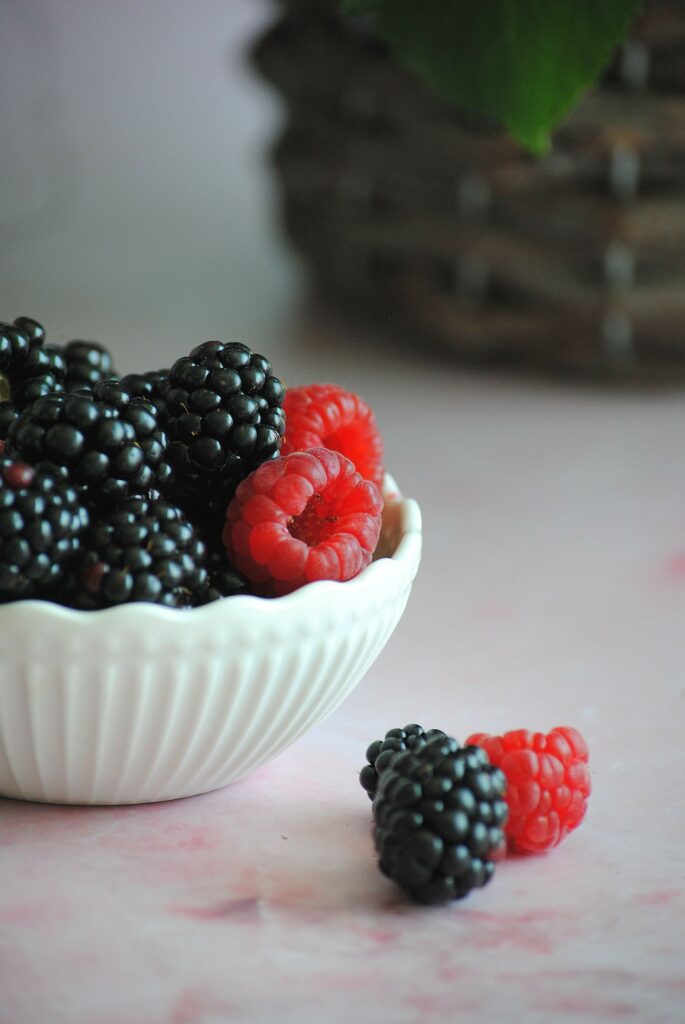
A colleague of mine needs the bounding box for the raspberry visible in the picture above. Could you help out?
[360,724,447,800]
[465,726,591,854]
[223,446,383,596]
[372,734,508,904]
[282,384,384,489]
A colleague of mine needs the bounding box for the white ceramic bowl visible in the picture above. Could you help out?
[0,475,421,805]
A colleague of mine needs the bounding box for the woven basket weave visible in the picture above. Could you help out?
[254,0,685,381]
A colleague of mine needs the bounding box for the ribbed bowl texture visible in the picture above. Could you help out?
[0,475,421,805]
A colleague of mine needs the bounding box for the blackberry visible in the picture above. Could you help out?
[360,724,446,799]
[6,379,171,506]
[12,316,46,345]
[121,370,170,427]
[0,457,88,602]
[70,494,208,609]
[198,535,250,602]
[0,317,66,439]
[63,339,117,391]
[181,510,250,603]
[372,734,508,904]
[165,341,285,508]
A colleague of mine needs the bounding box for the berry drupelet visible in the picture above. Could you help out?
[11,317,45,345]
[70,495,208,609]
[165,341,285,509]
[360,724,446,799]
[0,457,88,602]
[6,379,171,506]
[371,733,508,904]
[0,317,66,439]
[63,339,117,391]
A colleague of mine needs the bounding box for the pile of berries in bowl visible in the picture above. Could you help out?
[0,317,421,805]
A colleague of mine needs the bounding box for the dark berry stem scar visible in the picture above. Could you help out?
[0,373,11,403]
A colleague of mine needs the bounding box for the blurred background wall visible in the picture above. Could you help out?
[0,0,300,369]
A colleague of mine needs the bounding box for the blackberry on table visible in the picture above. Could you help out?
[371,733,508,904]
[360,724,446,800]
[0,457,88,602]
[165,341,285,508]
[6,379,171,507]
[70,495,208,609]
[64,339,117,391]
[0,317,66,439]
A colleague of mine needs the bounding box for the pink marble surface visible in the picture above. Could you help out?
[3,5,684,1018]
[2,318,685,1024]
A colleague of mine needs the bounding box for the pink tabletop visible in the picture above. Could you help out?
[2,318,685,1024]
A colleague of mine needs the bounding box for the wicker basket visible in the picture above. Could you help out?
[253,0,685,381]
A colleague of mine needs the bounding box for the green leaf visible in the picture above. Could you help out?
[342,0,642,153]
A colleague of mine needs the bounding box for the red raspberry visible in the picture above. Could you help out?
[223,446,383,596]
[465,727,591,854]
[282,384,384,490]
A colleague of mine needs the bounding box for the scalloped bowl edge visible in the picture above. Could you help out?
[0,474,422,805]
